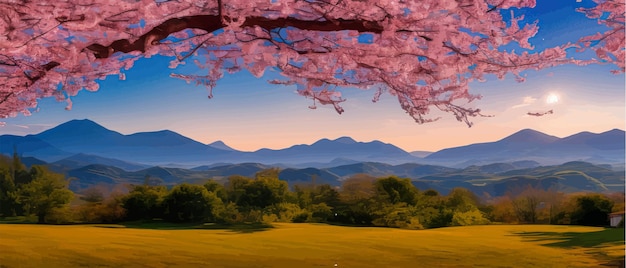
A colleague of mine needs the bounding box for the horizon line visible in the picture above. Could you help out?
[5,118,625,153]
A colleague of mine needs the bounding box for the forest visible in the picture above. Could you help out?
[1,153,623,228]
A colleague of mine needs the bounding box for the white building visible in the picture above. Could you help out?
[609,211,624,227]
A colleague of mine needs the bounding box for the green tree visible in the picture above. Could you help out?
[231,170,289,210]
[255,169,289,204]
[309,203,333,222]
[570,194,614,226]
[446,188,481,212]
[294,184,313,208]
[336,174,377,225]
[19,166,73,223]
[413,189,453,228]
[311,184,340,207]
[445,188,490,226]
[0,168,18,217]
[0,153,32,217]
[204,179,227,201]
[225,175,252,204]
[238,180,277,209]
[122,184,168,220]
[375,176,419,205]
[214,202,243,224]
[294,184,340,212]
[11,149,31,186]
[163,184,222,222]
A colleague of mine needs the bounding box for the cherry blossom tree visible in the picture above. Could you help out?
[0,0,623,126]
[577,0,625,73]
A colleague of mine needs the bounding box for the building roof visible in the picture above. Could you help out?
[609,211,625,216]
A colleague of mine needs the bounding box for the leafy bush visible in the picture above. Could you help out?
[405,217,424,230]
[262,213,278,224]
[162,184,222,222]
[216,202,243,224]
[451,209,490,226]
[245,209,263,223]
[292,211,311,223]
[75,195,126,223]
[46,207,75,224]
[309,203,333,222]
[270,203,305,222]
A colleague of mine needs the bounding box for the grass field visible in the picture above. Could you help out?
[0,223,623,268]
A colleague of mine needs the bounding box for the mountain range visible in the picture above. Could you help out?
[422,128,625,167]
[0,119,623,196]
[0,119,624,168]
[30,159,626,197]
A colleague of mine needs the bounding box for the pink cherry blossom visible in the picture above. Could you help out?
[0,0,622,126]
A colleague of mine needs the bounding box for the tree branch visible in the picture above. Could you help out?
[0,92,14,105]
[86,15,384,58]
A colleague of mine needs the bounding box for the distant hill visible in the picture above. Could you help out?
[192,163,271,175]
[65,163,272,191]
[2,119,623,168]
[4,119,622,197]
[67,164,129,190]
[30,119,237,165]
[8,120,421,166]
[239,136,417,164]
[279,168,343,186]
[18,156,48,167]
[0,135,72,162]
[556,129,625,150]
[53,153,150,171]
[290,157,362,169]
[325,162,456,178]
[424,129,625,167]
[207,141,236,151]
[459,161,540,174]
[410,151,433,158]
[57,159,624,197]
[419,161,624,195]
[35,119,126,151]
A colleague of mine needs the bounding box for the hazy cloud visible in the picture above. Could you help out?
[512,96,537,109]
[2,123,54,134]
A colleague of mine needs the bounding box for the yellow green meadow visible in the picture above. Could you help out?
[0,223,623,268]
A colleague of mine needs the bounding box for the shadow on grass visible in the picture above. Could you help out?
[325,222,374,228]
[0,216,36,224]
[514,228,625,268]
[108,220,274,233]
[0,217,273,233]
[514,228,624,248]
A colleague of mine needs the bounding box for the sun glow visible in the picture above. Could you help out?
[546,93,559,104]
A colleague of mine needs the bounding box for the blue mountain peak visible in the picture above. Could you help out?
[333,136,357,144]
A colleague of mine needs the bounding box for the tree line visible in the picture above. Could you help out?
[0,154,623,228]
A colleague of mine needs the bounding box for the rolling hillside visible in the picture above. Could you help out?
[57,159,624,196]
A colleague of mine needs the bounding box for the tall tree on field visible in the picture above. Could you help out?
[18,166,73,223]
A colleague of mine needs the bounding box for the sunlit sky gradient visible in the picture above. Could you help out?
[1,1,624,152]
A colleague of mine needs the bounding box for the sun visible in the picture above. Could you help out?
[546,93,559,104]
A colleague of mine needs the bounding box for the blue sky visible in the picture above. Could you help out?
[1,1,624,152]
